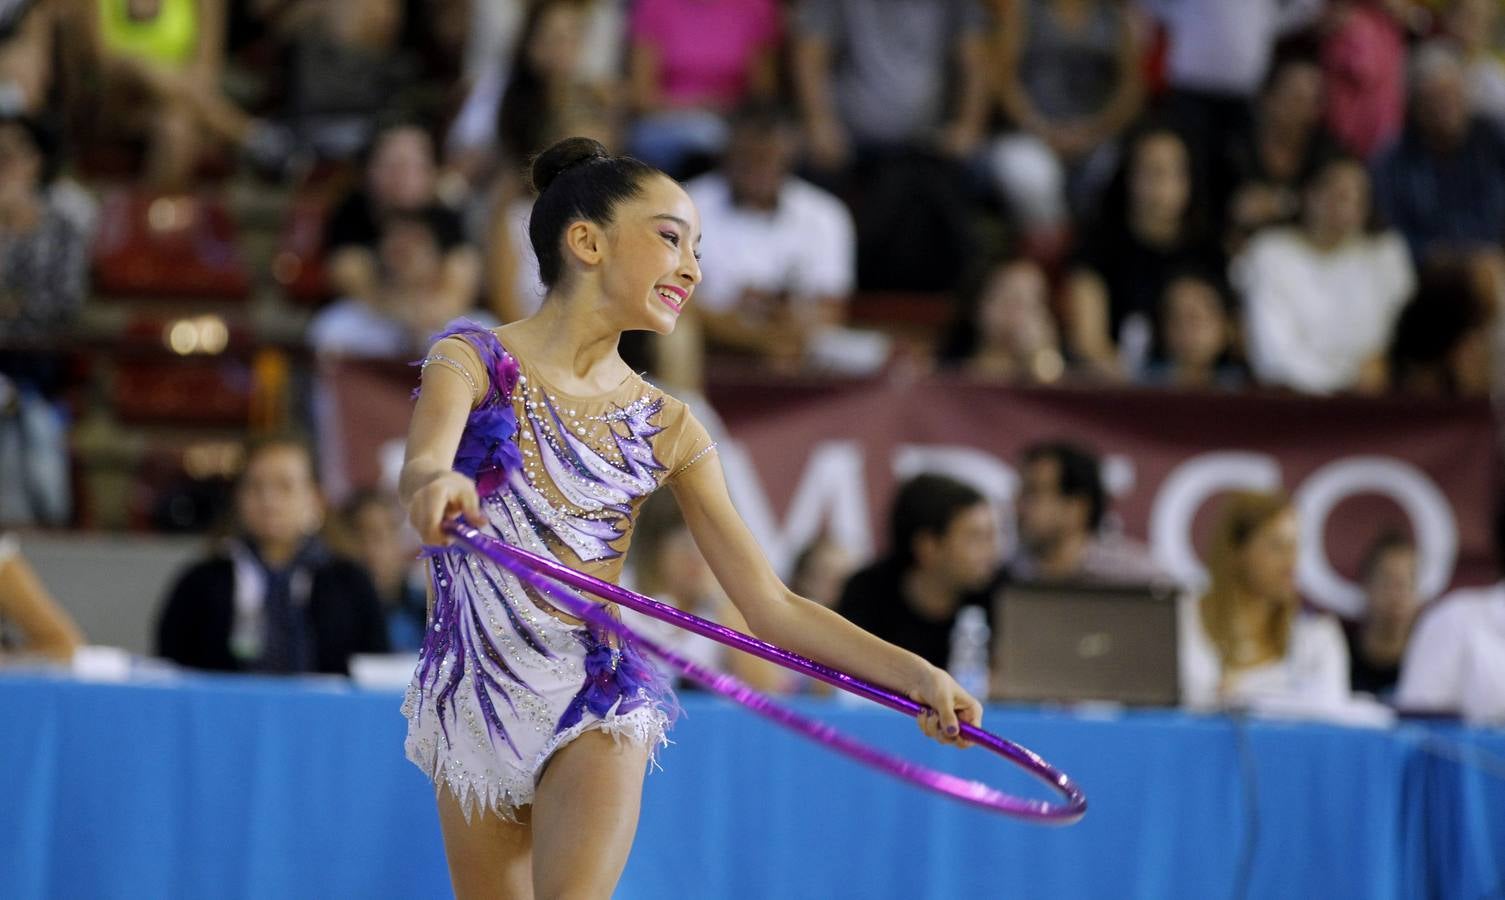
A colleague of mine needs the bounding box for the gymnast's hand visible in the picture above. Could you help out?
[408,471,483,546]
[906,663,984,749]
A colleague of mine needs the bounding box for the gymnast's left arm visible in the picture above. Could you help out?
[670,452,982,749]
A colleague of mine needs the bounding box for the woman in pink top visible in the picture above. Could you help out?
[626,0,781,175]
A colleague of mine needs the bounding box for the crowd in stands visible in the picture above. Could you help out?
[0,0,1504,723]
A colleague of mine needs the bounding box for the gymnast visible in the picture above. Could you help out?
[398,136,983,899]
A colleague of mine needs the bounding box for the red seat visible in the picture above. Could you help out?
[91,189,251,300]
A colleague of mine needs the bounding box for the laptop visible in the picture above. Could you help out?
[991,581,1180,706]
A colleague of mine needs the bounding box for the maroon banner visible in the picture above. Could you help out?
[322,362,1499,616]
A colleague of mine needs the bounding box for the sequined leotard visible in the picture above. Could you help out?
[402,319,716,821]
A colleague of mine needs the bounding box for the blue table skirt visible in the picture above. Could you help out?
[1,674,1500,900]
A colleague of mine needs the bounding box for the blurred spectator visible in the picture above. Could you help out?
[309,212,488,358]
[836,474,1000,669]
[85,0,290,188]
[337,489,425,653]
[1226,52,1343,249]
[1345,529,1419,698]
[0,0,59,116]
[1140,270,1248,390]
[792,0,989,292]
[788,534,856,611]
[156,435,388,675]
[1373,39,1505,260]
[0,372,67,525]
[275,0,417,163]
[1320,0,1409,159]
[936,256,1065,384]
[1236,155,1414,395]
[323,121,479,319]
[626,0,780,176]
[1396,505,1505,724]
[0,531,83,661]
[1441,0,1505,131]
[624,490,787,693]
[1389,252,1498,397]
[0,114,88,349]
[988,0,1143,242]
[1141,0,1325,209]
[685,103,859,368]
[1179,491,1351,711]
[1010,440,1165,585]
[1064,124,1222,378]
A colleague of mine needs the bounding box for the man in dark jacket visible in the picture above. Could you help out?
[156,435,389,674]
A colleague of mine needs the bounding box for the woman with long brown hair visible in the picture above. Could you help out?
[1179,491,1349,709]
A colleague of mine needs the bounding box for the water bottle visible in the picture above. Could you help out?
[948,605,992,701]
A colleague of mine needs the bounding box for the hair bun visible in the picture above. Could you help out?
[530,137,610,194]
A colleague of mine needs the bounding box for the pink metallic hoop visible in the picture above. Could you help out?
[446,522,1086,823]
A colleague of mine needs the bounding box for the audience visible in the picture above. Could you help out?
[836,474,1001,670]
[1236,155,1414,394]
[1440,0,1505,133]
[1009,441,1166,585]
[937,256,1065,384]
[1064,124,1222,378]
[0,531,83,661]
[1389,253,1498,397]
[156,435,388,675]
[626,0,780,176]
[1373,39,1505,261]
[685,103,858,369]
[1179,491,1351,711]
[1345,529,1420,698]
[336,489,426,653]
[1319,0,1409,160]
[1140,270,1247,390]
[1396,507,1505,724]
[988,0,1143,244]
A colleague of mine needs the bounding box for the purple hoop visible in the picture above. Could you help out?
[446,522,1086,823]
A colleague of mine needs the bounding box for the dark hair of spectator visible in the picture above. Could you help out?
[527,136,661,288]
[0,114,59,184]
[727,99,797,137]
[887,474,987,569]
[359,115,435,170]
[236,433,320,489]
[1389,257,1490,392]
[1259,40,1323,97]
[497,0,569,165]
[1300,153,1385,233]
[1360,527,1415,583]
[1088,118,1209,242]
[936,252,1031,366]
[1022,441,1106,531]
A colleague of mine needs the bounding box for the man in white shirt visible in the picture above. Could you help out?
[1397,585,1505,724]
[685,104,870,370]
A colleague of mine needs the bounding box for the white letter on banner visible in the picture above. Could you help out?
[892,445,1018,553]
[718,439,871,575]
[1149,452,1283,589]
[1293,457,1457,616]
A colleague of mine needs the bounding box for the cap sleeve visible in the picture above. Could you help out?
[657,396,718,484]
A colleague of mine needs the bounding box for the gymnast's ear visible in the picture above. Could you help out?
[563,220,605,269]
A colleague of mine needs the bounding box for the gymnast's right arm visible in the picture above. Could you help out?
[400,336,485,546]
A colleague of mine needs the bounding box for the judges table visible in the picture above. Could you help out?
[1,673,1501,900]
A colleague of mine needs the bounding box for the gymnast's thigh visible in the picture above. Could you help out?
[437,785,535,900]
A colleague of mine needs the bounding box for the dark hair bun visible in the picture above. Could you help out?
[530,137,610,194]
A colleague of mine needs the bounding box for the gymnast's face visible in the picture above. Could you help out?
[592,175,702,335]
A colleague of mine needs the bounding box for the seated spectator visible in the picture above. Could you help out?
[309,213,489,359]
[156,435,389,675]
[988,0,1143,244]
[1389,252,1497,397]
[626,0,780,176]
[1064,124,1223,379]
[1345,529,1420,698]
[1396,507,1505,724]
[623,490,787,693]
[837,474,1001,670]
[0,0,59,116]
[85,0,290,188]
[323,121,479,320]
[1140,270,1248,390]
[1441,0,1505,132]
[337,489,426,653]
[1010,441,1166,585]
[0,531,83,661]
[788,534,855,612]
[1236,155,1413,394]
[792,0,989,292]
[685,103,859,368]
[1319,0,1408,160]
[1225,52,1343,250]
[1179,491,1351,710]
[1373,40,1505,260]
[936,256,1065,384]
